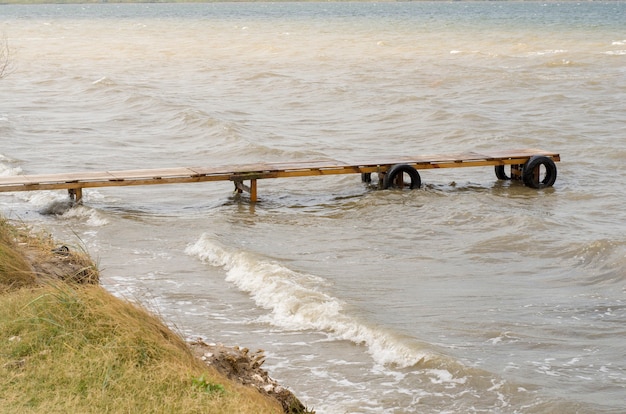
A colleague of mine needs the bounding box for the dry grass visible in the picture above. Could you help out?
[0,218,286,414]
[0,218,99,288]
[0,218,37,291]
[0,284,283,414]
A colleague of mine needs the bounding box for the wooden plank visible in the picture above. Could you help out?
[189,164,271,176]
[190,160,347,176]
[480,148,558,158]
[0,171,117,185]
[344,150,559,171]
[342,152,492,166]
[264,166,362,179]
[106,167,200,180]
[260,160,349,171]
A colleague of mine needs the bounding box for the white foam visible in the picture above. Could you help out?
[22,190,68,208]
[0,164,22,177]
[528,49,567,56]
[186,233,430,368]
[62,205,109,227]
[425,369,467,386]
[0,155,22,177]
[5,186,109,226]
[92,76,107,85]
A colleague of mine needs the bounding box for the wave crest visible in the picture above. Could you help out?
[185,233,432,368]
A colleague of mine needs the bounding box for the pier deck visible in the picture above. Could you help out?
[0,148,560,203]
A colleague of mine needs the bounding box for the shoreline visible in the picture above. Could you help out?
[188,338,308,413]
[0,218,312,414]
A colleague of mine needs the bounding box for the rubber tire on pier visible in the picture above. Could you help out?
[383,164,421,189]
[494,165,511,180]
[361,173,372,183]
[522,155,557,189]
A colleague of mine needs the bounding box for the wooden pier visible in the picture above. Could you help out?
[0,149,559,204]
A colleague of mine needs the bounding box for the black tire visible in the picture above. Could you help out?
[361,173,372,183]
[383,164,421,189]
[494,165,511,180]
[522,156,557,188]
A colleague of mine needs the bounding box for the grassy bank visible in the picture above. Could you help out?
[0,217,307,414]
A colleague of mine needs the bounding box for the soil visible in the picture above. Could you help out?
[189,339,309,414]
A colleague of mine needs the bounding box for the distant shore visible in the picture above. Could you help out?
[4,0,386,4]
[0,1,600,7]
[5,0,390,4]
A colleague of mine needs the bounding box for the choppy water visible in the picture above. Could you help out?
[2,2,626,412]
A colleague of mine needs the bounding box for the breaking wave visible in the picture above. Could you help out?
[186,233,432,368]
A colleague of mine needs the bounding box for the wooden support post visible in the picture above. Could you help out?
[533,165,541,183]
[234,179,257,202]
[250,179,257,203]
[234,180,247,194]
[395,172,404,188]
[68,188,83,204]
[511,164,523,180]
[378,171,385,189]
